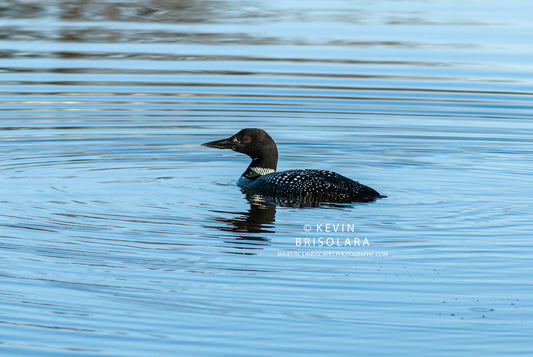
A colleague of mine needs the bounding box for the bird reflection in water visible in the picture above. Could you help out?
[206,195,276,255]
[208,192,359,255]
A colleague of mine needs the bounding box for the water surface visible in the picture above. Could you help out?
[1,0,532,355]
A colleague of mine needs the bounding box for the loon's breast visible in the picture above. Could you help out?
[238,169,382,202]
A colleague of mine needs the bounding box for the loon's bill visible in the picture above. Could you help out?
[203,128,385,204]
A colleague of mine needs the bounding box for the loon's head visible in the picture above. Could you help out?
[202,128,278,174]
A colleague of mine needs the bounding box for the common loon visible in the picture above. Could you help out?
[203,128,384,203]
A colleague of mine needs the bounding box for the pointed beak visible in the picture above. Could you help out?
[202,136,235,150]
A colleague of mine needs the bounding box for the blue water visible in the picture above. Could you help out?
[1,0,533,355]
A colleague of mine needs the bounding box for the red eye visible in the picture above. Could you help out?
[243,136,250,142]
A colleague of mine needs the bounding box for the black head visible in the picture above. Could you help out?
[202,128,278,170]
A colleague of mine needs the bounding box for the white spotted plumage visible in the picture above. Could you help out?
[238,169,381,202]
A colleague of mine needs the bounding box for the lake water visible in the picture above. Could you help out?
[1,0,532,355]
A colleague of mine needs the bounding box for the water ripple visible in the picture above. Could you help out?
[1,0,533,355]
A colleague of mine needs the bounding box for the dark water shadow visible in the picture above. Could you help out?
[204,198,276,255]
[204,191,376,255]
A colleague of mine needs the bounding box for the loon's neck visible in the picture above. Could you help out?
[242,166,276,180]
[238,165,275,189]
[241,154,277,180]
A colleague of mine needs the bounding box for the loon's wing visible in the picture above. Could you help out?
[247,169,382,201]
